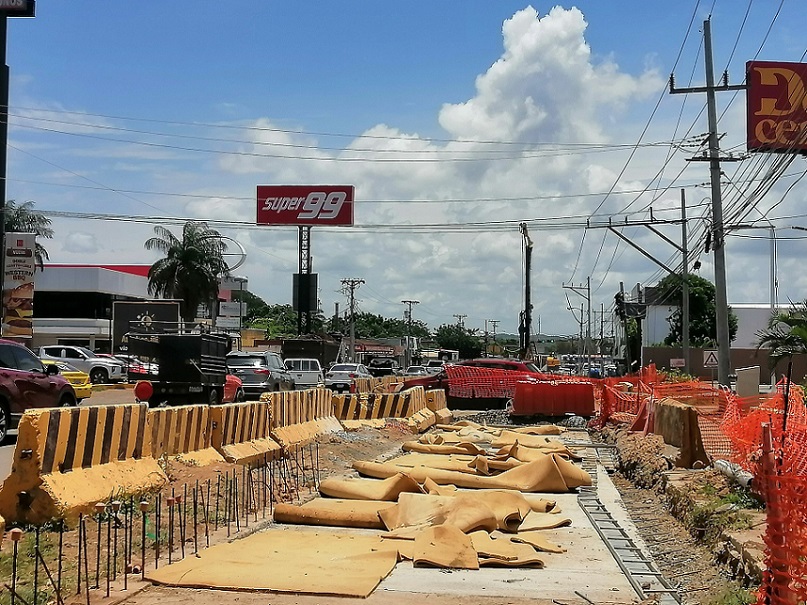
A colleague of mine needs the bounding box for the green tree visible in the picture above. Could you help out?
[144,221,228,324]
[232,289,269,322]
[352,312,429,339]
[656,273,738,347]
[4,200,53,269]
[249,303,326,337]
[756,300,807,365]
[434,324,483,359]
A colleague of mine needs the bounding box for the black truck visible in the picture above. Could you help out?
[126,332,231,406]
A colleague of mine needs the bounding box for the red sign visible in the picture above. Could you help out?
[747,61,807,153]
[256,185,354,226]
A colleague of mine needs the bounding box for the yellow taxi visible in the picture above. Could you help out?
[42,359,93,402]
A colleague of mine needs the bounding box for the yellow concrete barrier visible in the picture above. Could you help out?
[652,397,709,468]
[425,389,453,424]
[265,389,342,448]
[210,402,281,465]
[148,405,224,466]
[0,404,167,524]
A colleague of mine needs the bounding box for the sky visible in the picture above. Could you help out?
[6,1,807,338]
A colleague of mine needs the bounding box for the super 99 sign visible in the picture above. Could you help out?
[747,61,807,153]
[256,185,354,226]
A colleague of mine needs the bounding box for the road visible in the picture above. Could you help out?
[0,385,136,482]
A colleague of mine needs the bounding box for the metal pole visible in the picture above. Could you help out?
[586,276,592,374]
[703,19,731,385]
[0,16,8,298]
[681,189,690,374]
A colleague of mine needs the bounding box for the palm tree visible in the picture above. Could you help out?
[144,221,229,324]
[4,200,54,269]
[756,300,807,364]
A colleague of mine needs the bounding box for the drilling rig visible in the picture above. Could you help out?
[518,223,533,360]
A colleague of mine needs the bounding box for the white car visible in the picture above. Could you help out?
[284,358,325,389]
[38,345,126,384]
[324,363,372,393]
[404,365,428,376]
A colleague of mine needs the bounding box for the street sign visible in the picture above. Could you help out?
[257,185,354,226]
[670,358,686,368]
[703,350,719,369]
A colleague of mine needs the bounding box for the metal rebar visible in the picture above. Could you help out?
[106,502,111,598]
[57,520,64,596]
[94,502,104,589]
[193,484,198,555]
[181,484,187,558]
[155,492,161,569]
[82,517,90,605]
[167,496,175,565]
[35,544,64,605]
[76,516,82,595]
[112,500,121,580]
[214,473,221,531]
[10,529,21,605]
[204,479,211,547]
[225,473,231,537]
[140,501,148,582]
[234,475,240,532]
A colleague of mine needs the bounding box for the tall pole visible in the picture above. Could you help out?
[489,320,499,357]
[703,19,730,386]
[681,189,690,374]
[586,276,592,373]
[402,300,419,367]
[340,278,364,362]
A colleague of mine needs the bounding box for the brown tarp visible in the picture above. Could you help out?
[413,524,479,570]
[273,498,395,529]
[354,453,591,493]
[146,527,400,598]
[318,472,424,501]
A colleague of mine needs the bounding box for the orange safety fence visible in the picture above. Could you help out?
[720,379,807,605]
[444,366,538,399]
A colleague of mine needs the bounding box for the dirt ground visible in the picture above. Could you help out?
[41,419,754,605]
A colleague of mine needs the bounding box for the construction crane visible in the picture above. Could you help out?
[518,223,533,360]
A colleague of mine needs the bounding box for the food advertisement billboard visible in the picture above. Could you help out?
[747,60,807,153]
[256,185,354,226]
[2,232,36,338]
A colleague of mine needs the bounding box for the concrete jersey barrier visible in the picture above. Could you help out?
[0,403,167,524]
[148,405,224,466]
[425,389,453,424]
[210,401,281,465]
[653,397,710,468]
[265,389,343,448]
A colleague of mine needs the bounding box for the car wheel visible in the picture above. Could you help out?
[209,389,221,405]
[90,368,108,384]
[235,388,246,402]
[59,393,77,407]
[0,401,8,445]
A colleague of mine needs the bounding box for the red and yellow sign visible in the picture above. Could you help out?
[2,233,36,338]
[747,61,807,153]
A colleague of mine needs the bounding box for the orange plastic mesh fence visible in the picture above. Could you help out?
[444,366,536,399]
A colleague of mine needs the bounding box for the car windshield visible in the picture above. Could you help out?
[524,362,541,373]
[407,366,425,372]
[227,356,266,368]
[330,364,356,372]
[76,346,98,358]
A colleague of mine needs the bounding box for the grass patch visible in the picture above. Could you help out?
[705,584,756,605]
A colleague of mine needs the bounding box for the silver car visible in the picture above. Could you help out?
[324,363,372,393]
[38,345,125,384]
[226,351,295,395]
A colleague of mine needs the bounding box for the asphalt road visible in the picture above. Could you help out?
[0,385,137,482]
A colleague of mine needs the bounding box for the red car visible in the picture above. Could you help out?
[222,373,246,403]
[0,338,76,442]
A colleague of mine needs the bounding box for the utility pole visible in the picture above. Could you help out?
[563,278,591,373]
[670,18,745,386]
[453,314,467,328]
[484,320,489,357]
[519,223,534,359]
[402,299,419,368]
[341,278,364,362]
[489,320,499,357]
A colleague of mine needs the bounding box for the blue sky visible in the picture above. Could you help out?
[7,2,807,337]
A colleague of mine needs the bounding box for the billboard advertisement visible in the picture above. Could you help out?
[2,233,36,338]
[747,61,807,153]
[112,300,181,352]
[0,0,35,17]
[256,185,354,226]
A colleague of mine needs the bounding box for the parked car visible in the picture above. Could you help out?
[0,339,76,442]
[366,357,401,378]
[404,365,428,376]
[401,358,546,392]
[38,345,125,384]
[42,360,92,403]
[222,373,246,403]
[324,363,372,393]
[424,360,445,374]
[284,358,325,390]
[226,351,295,395]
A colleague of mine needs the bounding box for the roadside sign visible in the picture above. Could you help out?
[256,185,354,226]
[670,358,686,368]
[703,350,719,368]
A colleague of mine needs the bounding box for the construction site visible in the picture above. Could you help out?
[0,365,800,605]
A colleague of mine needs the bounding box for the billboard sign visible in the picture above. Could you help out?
[0,0,35,17]
[2,233,36,338]
[112,300,181,352]
[256,185,354,226]
[747,61,807,153]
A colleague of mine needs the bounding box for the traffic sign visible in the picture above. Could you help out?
[703,350,719,368]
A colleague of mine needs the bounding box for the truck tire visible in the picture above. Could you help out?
[209,389,221,405]
[90,367,109,384]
